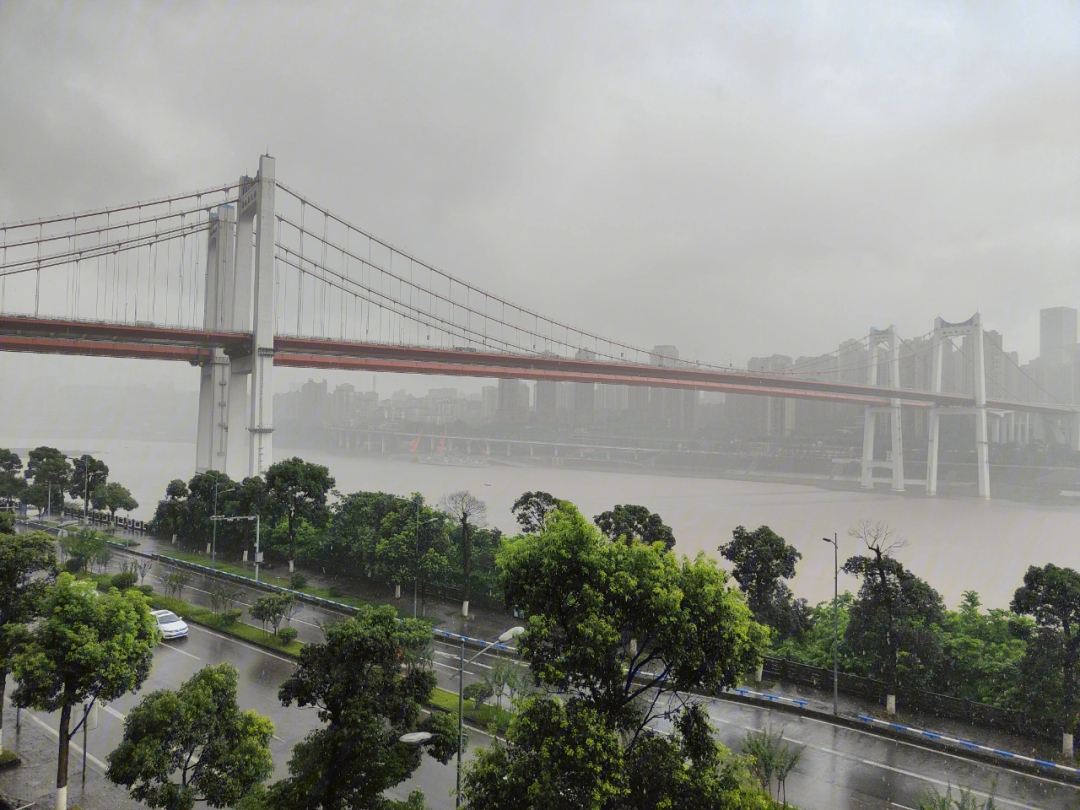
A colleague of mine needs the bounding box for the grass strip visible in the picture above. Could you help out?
[143,591,305,657]
[153,548,372,609]
[429,687,514,734]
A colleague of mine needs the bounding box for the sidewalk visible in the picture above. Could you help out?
[0,706,146,810]
[115,527,1074,768]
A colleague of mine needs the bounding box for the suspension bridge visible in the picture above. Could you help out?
[1,156,1075,499]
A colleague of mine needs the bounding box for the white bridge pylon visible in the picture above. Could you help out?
[195,155,276,479]
[860,325,905,493]
[927,314,990,500]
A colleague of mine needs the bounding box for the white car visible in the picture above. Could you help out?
[151,609,189,639]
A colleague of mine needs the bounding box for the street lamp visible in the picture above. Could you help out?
[211,484,237,571]
[399,731,433,745]
[822,532,839,716]
[212,512,261,581]
[414,512,439,619]
[450,625,525,807]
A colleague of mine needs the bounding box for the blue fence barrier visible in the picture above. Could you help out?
[857,715,1079,775]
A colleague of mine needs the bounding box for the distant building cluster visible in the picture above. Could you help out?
[275,345,707,437]
[276,308,1080,447]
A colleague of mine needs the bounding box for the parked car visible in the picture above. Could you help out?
[151,609,188,639]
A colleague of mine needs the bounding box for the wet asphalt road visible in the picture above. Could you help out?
[17,553,1079,810]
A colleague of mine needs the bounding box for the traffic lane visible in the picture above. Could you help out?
[15,624,320,784]
[705,702,1080,810]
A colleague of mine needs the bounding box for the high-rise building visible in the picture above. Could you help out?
[497,379,530,423]
[1040,307,1077,364]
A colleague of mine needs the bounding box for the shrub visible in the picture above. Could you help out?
[464,682,494,709]
[137,584,155,596]
[64,557,84,574]
[94,574,113,592]
[220,608,243,626]
[327,584,343,598]
[276,626,299,645]
[290,572,308,590]
[112,571,138,590]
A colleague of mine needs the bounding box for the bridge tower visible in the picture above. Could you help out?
[860,325,905,492]
[926,314,990,500]
[195,155,276,479]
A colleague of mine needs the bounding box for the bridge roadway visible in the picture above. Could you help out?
[2,314,1075,416]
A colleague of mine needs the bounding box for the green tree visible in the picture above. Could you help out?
[11,574,158,810]
[0,448,26,507]
[772,593,859,671]
[69,454,109,518]
[719,525,809,639]
[0,531,57,752]
[842,522,945,703]
[150,479,190,541]
[593,503,676,551]
[938,591,1029,704]
[266,605,457,809]
[264,457,335,572]
[250,593,295,637]
[476,503,772,808]
[500,504,766,735]
[326,491,409,578]
[440,489,487,617]
[25,446,71,516]
[107,663,275,810]
[92,481,139,523]
[58,527,109,574]
[1011,563,1080,751]
[511,490,560,534]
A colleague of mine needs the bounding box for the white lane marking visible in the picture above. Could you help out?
[714,716,1049,810]
[188,624,296,665]
[710,704,1080,792]
[158,642,201,660]
[22,710,109,771]
[273,735,286,743]
[103,705,126,720]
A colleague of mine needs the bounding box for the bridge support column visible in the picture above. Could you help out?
[195,204,236,473]
[861,326,905,492]
[247,155,277,477]
[926,315,990,500]
[860,409,877,489]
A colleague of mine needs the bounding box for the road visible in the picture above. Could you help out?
[17,553,1078,810]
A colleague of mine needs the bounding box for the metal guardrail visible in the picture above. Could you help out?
[857,715,1080,776]
[730,687,809,709]
[128,546,518,653]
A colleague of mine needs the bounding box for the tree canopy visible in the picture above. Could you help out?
[466,503,771,809]
[266,605,457,809]
[0,530,57,751]
[719,525,809,639]
[264,457,335,568]
[1011,563,1080,736]
[107,663,275,810]
[842,523,945,694]
[511,490,560,534]
[12,573,158,806]
[593,503,676,551]
[69,453,109,516]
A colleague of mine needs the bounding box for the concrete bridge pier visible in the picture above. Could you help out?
[194,156,276,479]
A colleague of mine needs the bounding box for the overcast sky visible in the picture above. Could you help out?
[1,1,1078,393]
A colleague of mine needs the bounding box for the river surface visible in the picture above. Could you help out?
[6,434,1080,612]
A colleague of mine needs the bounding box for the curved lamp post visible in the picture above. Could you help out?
[822,532,839,716]
[450,625,525,807]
